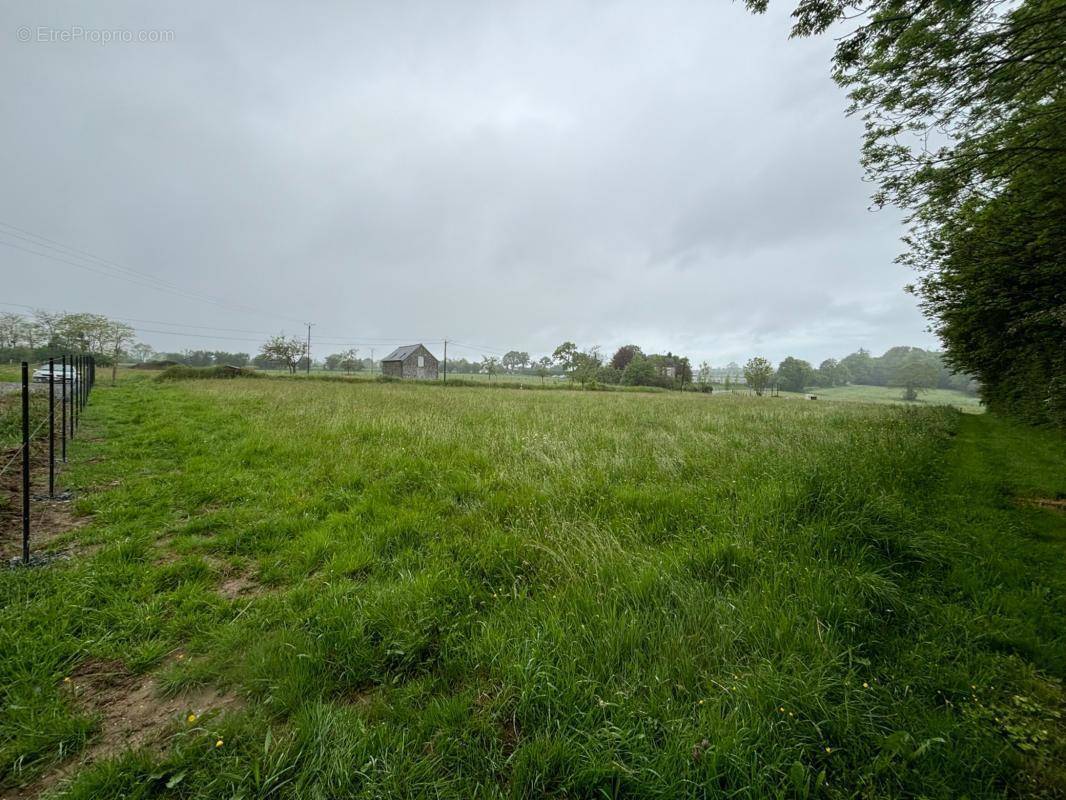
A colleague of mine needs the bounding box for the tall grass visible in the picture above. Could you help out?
[0,377,1063,798]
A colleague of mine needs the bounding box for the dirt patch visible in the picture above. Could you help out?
[341,687,377,710]
[2,659,240,800]
[66,659,239,760]
[148,548,265,600]
[218,569,261,599]
[1020,497,1066,513]
[499,714,521,758]
[0,471,90,561]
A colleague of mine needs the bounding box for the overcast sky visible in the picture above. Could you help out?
[1,1,939,366]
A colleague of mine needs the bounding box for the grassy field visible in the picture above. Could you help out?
[780,384,983,413]
[1,374,1064,798]
[260,369,570,387]
[164,367,985,409]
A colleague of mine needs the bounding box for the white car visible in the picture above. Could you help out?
[32,364,79,384]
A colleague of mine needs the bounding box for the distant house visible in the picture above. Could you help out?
[380,344,439,380]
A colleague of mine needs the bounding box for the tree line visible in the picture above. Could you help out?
[461,343,973,400]
[0,311,976,402]
[744,0,1064,425]
[770,347,976,398]
[0,309,139,383]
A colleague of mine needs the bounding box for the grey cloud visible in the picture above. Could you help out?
[1,0,938,365]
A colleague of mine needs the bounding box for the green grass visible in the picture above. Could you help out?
[261,368,571,386]
[0,375,1063,798]
[781,384,983,413]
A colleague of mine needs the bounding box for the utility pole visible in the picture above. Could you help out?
[443,339,447,383]
[305,322,314,375]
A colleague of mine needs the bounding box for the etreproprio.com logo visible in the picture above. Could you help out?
[17,26,175,44]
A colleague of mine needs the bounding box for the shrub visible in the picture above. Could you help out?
[156,365,260,381]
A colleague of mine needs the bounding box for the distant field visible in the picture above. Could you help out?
[262,369,564,385]
[781,384,984,412]
[1,373,1063,797]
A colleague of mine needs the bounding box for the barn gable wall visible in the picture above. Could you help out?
[382,345,439,380]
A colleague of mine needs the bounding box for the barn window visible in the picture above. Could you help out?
[417,355,425,368]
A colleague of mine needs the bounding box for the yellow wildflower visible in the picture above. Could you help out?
[187,713,197,723]
[825,746,832,754]
[215,739,224,748]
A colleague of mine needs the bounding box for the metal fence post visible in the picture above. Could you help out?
[48,357,55,498]
[61,355,68,462]
[21,362,30,563]
[72,356,77,436]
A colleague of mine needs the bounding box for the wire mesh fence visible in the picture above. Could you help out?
[1,355,95,565]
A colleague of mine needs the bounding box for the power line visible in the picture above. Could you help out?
[0,302,443,348]
[0,302,286,337]
[3,301,514,357]
[0,236,299,324]
[0,219,307,325]
[0,222,538,358]
[448,339,511,357]
[127,326,437,350]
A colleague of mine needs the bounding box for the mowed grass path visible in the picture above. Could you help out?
[1,376,1064,798]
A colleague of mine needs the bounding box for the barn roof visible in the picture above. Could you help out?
[380,344,424,362]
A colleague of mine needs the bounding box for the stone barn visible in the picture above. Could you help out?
[380,343,439,380]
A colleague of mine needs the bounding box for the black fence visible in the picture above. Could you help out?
[1,355,95,565]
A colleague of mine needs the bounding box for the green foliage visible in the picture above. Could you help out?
[551,341,578,373]
[620,354,659,388]
[815,358,850,388]
[890,357,941,402]
[501,351,530,372]
[480,355,500,380]
[155,365,261,381]
[917,147,1066,425]
[610,344,643,371]
[0,310,144,363]
[323,349,362,373]
[595,365,622,385]
[569,348,603,386]
[746,0,1065,424]
[835,346,976,394]
[743,356,774,395]
[841,348,874,385]
[160,351,251,368]
[259,335,305,375]
[776,357,815,393]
